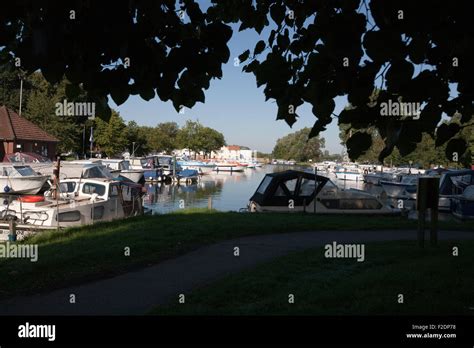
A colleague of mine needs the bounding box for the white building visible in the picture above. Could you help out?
[216,145,256,161]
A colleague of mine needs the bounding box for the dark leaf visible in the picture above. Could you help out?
[346,131,372,160]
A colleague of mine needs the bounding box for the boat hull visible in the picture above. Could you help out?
[380,181,417,198]
[120,170,144,183]
[0,176,49,195]
[335,172,363,181]
[213,165,245,172]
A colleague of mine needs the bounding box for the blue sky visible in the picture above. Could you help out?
[111,21,347,154]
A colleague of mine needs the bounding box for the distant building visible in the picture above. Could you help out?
[216,145,255,161]
[0,106,59,160]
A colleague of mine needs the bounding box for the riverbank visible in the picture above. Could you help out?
[0,209,473,300]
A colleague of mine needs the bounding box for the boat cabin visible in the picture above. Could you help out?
[249,170,395,214]
[250,170,328,207]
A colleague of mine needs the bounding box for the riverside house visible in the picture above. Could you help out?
[0,105,59,160]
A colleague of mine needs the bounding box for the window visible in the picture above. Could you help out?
[299,178,316,196]
[14,166,36,176]
[283,178,298,194]
[57,211,81,222]
[121,161,131,170]
[59,182,76,193]
[82,183,106,196]
[256,176,273,194]
[109,185,119,197]
[84,166,106,178]
[92,206,105,219]
[274,185,286,196]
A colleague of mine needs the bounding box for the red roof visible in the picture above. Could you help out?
[227,145,240,151]
[0,106,59,142]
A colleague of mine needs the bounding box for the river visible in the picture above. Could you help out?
[144,165,394,214]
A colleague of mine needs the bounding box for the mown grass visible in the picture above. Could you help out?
[151,240,474,315]
[0,209,472,300]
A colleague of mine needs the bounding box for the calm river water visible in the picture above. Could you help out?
[144,165,384,214]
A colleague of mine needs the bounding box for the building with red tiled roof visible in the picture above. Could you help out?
[0,105,59,160]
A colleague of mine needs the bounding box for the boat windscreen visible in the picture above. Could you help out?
[121,161,131,170]
[256,176,273,194]
[14,166,37,176]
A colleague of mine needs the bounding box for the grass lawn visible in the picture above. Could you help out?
[151,239,474,315]
[0,209,472,300]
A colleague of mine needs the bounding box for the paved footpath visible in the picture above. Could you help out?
[1,229,472,315]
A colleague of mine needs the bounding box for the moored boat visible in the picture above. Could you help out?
[248,170,398,214]
[0,164,49,194]
[0,177,144,241]
[100,159,145,183]
[213,163,245,172]
[177,160,216,175]
[451,186,474,219]
[380,175,419,198]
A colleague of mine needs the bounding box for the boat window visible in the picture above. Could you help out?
[59,182,76,193]
[274,185,286,196]
[83,183,106,196]
[284,178,298,194]
[14,166,36,176]
[158,157,172,165]
[109,185,119,197]
[299,178,316,196]
[323,180,337,189]
[122,161,131,170]
[256,176,273,194]
[57,211,81,222]
[84,166,107,178]
[93,206,105,219]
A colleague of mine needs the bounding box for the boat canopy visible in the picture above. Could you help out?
[3,152,52,164]
[439,170,474,195]
[250,170,331,206]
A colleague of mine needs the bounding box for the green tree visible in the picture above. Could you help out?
[24,72,85,154]
[94,111,128,157]
[272,128,325,162]
[200,127,226,158]
[156,122,180,154]
[3,1,474,162]
[126,121,148,157]
[177,120,205,156]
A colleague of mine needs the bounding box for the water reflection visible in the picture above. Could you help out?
[144,165,414,214]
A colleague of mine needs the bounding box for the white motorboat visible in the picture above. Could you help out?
[451,186,474,219]
[0,164,49,194]
[177,160,216,175]
[100,159,145,183]
[380,175,419,198]
[248,170,398,214]
[438,169,474,212]
[213,163,245,172]
[334,169,364,181]
[0,178,144,240]
[363,171,399,185]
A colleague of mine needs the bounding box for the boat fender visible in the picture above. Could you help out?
[19,195,45,203]
[3,185,11,193]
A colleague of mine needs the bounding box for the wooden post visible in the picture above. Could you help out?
[8,219,17,242]
[417,177,439,248]
[52,155,61,200]
[208,196,213,210]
